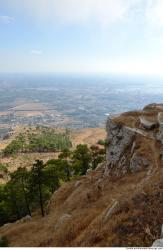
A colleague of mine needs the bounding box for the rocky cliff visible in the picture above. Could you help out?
[104,103,163,177]
[1,103,163,247]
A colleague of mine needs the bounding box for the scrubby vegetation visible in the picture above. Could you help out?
[0,143,105,226]
[3,128,72,156]
[0,163,8,173]
[0,236,9,247]
[3,134,25,156]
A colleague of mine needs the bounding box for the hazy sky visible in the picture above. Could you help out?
[1,0,163,75]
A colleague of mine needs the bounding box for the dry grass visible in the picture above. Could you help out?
[71,128,106,148]
[1,161,162,247]
[1,107,163,247]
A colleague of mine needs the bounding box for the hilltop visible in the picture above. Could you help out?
[1,103,163,247]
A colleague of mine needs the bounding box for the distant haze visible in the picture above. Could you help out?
[0,74,162,128]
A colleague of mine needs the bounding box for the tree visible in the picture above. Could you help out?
[44,161,61,193]
[59,148,71,160]
[97,139,108,154]
[0,236,9,247]
[59,149,72,181]
[46,158,71,183]
[90,145,105,170]
[31,160,45,217]
[4,181,21,221]
[10,167,31,216]
[72,144,92,175]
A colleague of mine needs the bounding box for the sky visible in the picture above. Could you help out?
[1,0,163,75]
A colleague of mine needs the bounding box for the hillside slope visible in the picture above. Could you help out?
[1,103,163,247]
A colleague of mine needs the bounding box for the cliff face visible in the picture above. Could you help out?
[105,103,163,177]
[105,118,135,175]
[1,103,163,247]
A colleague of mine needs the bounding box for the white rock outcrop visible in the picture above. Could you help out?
[152,239,163,247]
[104,110,156,176]
[15,215,32,224]
[106,118,135,172]
[55,214,72,230]
[140,116,158,130]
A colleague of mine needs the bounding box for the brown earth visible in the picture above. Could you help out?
[1,145,163,247]
[71,128,106,148]
[1,106,163,247]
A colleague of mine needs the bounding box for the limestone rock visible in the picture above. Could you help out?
[86,169,92,175]
[106,118,135,165]
[16,215,32,224]
[95,162,105,172]
[131,141,136,155]
[105,117,135,175]
[130,153,150,172]
[55,214,71,230]
[2,223,11,229]
[152,239,163,247]
[157,112,163,144]
[103,200,119,223]
[140,116,158,130]
[161,224,163,238]
[74,180,81,188]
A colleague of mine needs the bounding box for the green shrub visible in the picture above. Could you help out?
[0,236,9,247]
[3,129,72,156]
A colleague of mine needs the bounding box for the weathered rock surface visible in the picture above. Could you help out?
[157,112,163,144]
[152,224,163,246]
[55,214,71,230]
[74,180,81,188]
[105,104,163,176]
[130,153,150,172]
[105,117,135,176]
[152,239,163,247]
[103,200,119,223]
[140,116,158,130]
[15,215,32,224]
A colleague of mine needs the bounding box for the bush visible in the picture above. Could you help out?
[0,236,9,247]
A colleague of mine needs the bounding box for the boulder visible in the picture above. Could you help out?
[140,116,158,130]
[55,214,71,230]
[74,180,81,188]
[161,224,163,238]
[2,223,11,229]
[16,215,32,224]
[152,239,163,247]
[86,168,92,175]
[103,200,119,223]
[152,224,163,246]
[22,215,32,222]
